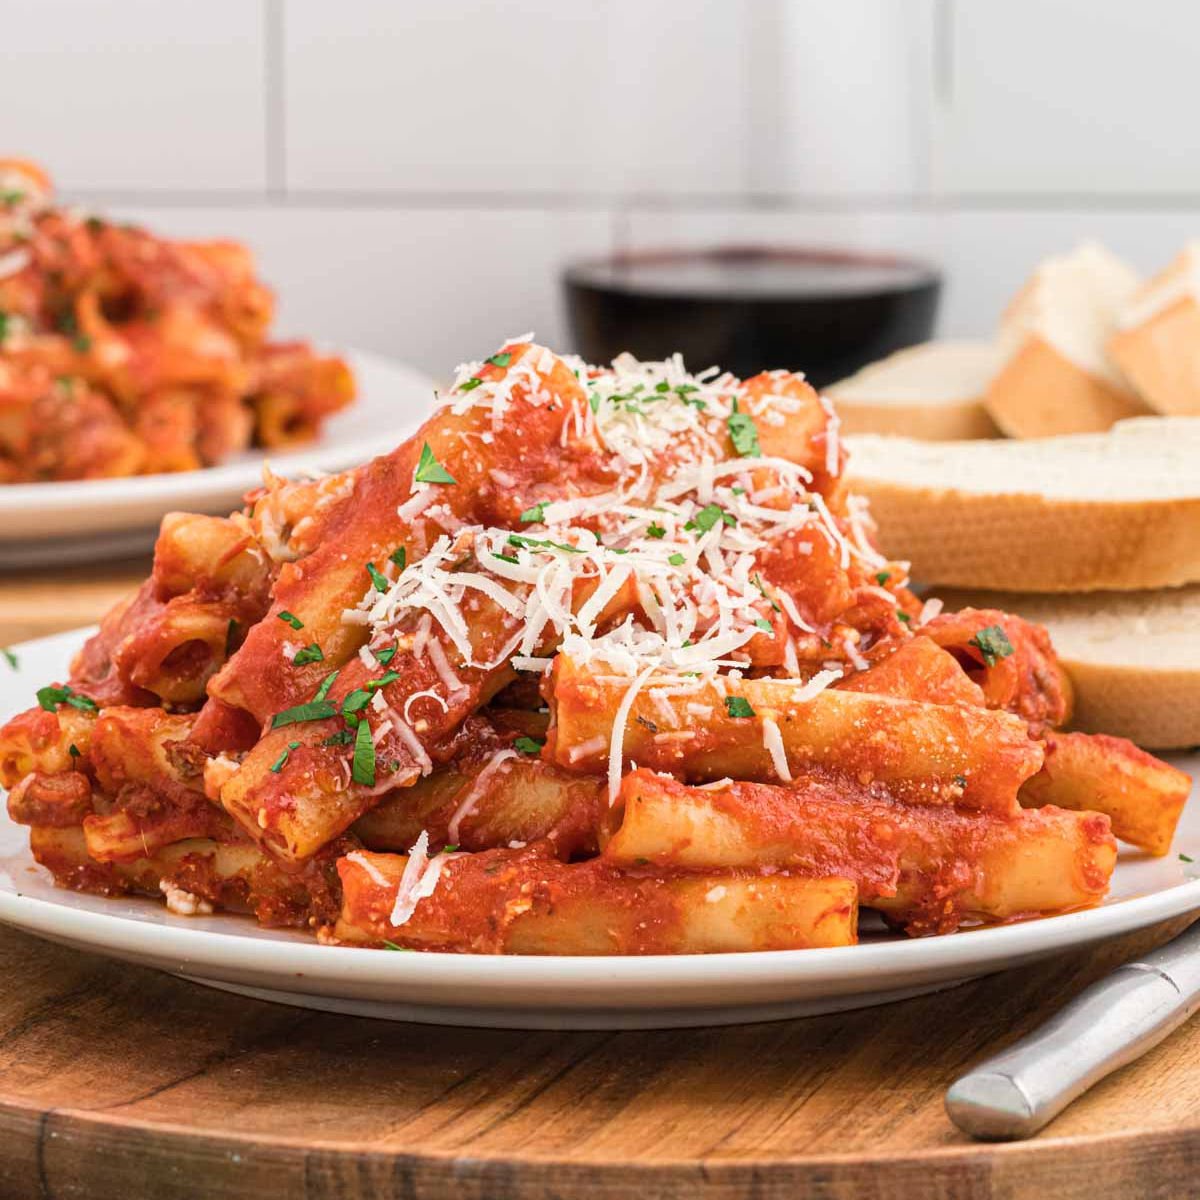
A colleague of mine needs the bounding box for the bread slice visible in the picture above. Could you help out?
[824,341,1002,440]
[845,416,1200,592]
[1109,242,1200,417]
[935,586,1200,749]
[985,242,1151,438]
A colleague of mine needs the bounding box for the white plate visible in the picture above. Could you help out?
[0,350,434,567]
[0,628,1196,1030]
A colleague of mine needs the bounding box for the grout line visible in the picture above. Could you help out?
[53,188,1200,215]
[264,0,286,198]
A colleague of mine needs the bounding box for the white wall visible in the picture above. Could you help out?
[3,0,1198,375]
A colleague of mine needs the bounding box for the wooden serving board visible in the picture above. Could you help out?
[2,566,1199,1199]
[1,919,1199,1200]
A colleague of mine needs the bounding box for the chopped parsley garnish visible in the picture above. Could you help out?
[751,573,782,613]
[270,699,337,729]
[366,562,389,593]
[727,397,761,457]
[458,376,482,392]
[442,844,459,853]
[352,718,376,787]
[668,552,686,566]
[270,741,301,773]
[519,501,547,524]
[375,644,397,666]
[754,618,773,633]
[896,611,912,624]
[875,571,891,586]
[1,190,24,206]
[414,442,456,484]
[588,392,600,413]
[0,312,9,344]
[225,618,240,656]
[321,729,355,746]
[382,940,413,951]
[365,671,400,693]
[492,551,519,565]
[278,611,303,630]
[36,684,98,713]
[646,522,666,539]
[389,546,407,571]
[291,643,324,667]
[1181,853,1195,864]
[686,503,735,534]
[513,735,544,755]
[724,696,756,719]
[68,743,81,759]
[485,351,513,368]
[342,689,372,718]
[969,624,1015,667]
[1,646,17,670]
[313,669,339,702]
[507,533,582,554]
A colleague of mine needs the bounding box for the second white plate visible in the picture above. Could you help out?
[0,349,433,567]
[0,629,1196,1029]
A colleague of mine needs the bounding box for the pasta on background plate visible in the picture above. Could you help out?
[0,337,1190,953]
[0,158,353,482]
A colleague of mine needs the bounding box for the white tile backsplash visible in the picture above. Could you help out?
[942,0,1200,195]
[0,0,267,191]
[283,0,750,197]
[115,205,612,376]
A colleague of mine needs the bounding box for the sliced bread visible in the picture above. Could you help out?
[824,341,1002,440]
[845,416,1200,592]
[1109,242,1200,417]
[985,242,1151,438]
[935,586,1200,749]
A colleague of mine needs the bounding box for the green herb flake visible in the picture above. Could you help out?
[365,671,400,693]
[953,774,968,788]
[269,740,302,773]
[341,689,372,718]
[36,684,98,714]
[352,718,376,787]
[1181,853,1195,864]
[277,610,304,630]
[724,696,756,719]
[646,522,666,539]
[382,940,413,951]
[668,552,686,566]
[754,618,773,633]
[519,501,547,524]
[875,571,891,586]
[485,351,513,368]
[513,735,544,755]
[321,729,355,746]
[68,743,81,759]
[492,551,520,565]
[687,503,733,534]
[457,376,482,393]
[313,669,339,702]
[374,644,397,666]
[896,610,912,624]
[291,643,325,667]
[366,562,390,593]
[270,699,337,729]
[389,546,407,571]
[1,646,17,670]
[969,624,1015,667]
[414,442,456,485]
[442,844,459,853]
[727,399,761,457]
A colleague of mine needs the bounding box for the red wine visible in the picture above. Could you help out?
[564,246,941,388]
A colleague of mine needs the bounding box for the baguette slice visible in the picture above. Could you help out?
[824,341,1002,440]
[845,416,1200,592]
[935,586,1200,749]
[985,242,1151,438]
[1109,242,1200,417]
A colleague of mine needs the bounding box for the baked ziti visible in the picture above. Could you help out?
[0,158,354,481]
[0,338,1190,952]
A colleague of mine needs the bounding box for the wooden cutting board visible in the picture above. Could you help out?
[1,564,1199,1200]
[1,918,1198,1200]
